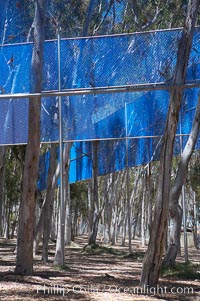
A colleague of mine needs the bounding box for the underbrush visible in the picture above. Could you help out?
[82,243,144,261]
[161,262,200,280]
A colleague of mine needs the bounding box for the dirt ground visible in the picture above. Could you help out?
[0,235,199,301]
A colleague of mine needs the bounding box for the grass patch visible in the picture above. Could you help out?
[54,264,71,271]
[82,244,124,255]
[122,251,144,261]
[161,262,200,280]
[82,244,144,260]
[69,241,82,249]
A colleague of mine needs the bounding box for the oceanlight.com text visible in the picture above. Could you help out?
[36,284,194,296]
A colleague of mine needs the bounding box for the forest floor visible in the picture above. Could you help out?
[0,235,199,301]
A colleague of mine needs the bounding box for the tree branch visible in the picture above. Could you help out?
[93,0,114,34]
[171,93,200,205]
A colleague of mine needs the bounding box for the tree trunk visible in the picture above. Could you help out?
[164,93,200,266]
[111,211,118,245]
[126,168,132,252]
[53,190,64,266]
[0,147,6,236]
[15,0,46,275]
[106,172,122,245]
[140,0,199,286]
[88,211,101,245]
[164,204,183,266]
[34,197,48,248]
[71,207,78,241]
[51,189,59,241]
[88,141,100,245]
[33,204,44,255]
[147,164,152,243]
[87,179,94,236]
[131,168,143,239]
[121,212,127,247]
[103,175,112,244]
[64,143,72,246]
[141,188,146,246]
[192,191,199,249]
[54,142,71,264]
[42,144,57,262]
[65,182,71,245]
[5,205,11,239]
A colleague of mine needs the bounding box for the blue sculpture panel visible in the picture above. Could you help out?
[0,25,200,187]
[1,29,200,145]
[59,29,182,89]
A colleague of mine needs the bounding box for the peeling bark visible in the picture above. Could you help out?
[15,0,46,275]
[140,0,199,286]
[88,141,100,246]
[164,93,200,266]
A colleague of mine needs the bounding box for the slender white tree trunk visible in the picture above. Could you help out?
[192,191,198,249]
[42,144,57,262]
[64,143,72,246]
[141,189,146,247]
[54,142,72,265]
[164,93,200,266]
[147,164,152,243]
[50,189,59,241]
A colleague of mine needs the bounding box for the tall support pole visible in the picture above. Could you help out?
[57,27,65,266]
[179,111,188,263]
[125,102,132,253]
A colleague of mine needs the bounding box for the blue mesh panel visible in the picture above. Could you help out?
[1,29,200,144]
[60,30,182,89]
[0,43,32,94]
[0,25,200,187]
[0,98,28,144]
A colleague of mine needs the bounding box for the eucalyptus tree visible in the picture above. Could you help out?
[190,154,200,202]
[4,147,24,239]
[70,181,88,239]
[15,0,47,275]
[140,0,200,286]
[122,0,191,32]
[0,147,6,236]
[42,144,57,262]
[164,94,200,267]
[188,155,200,247]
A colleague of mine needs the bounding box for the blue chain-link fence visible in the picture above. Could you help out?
[1,27,200,187]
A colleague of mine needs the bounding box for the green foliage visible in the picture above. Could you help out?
[70,181,88,219]
[189,153,200,204]
[46,0,87,38]
[11,0,198,44]
[122,0,200,33]
[82,243,126,255]
[5,146,24,207]
[45,0,195,39]
[45,0,121,38]
[3,146,25,237]
[161,262,200,280]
